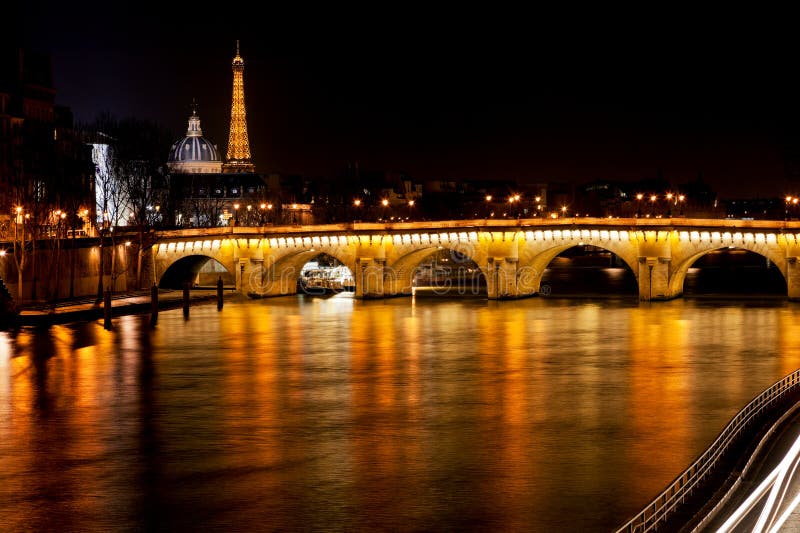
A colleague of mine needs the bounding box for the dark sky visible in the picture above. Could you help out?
[16,7,800,198]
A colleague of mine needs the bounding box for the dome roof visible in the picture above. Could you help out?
[167,110,220,163]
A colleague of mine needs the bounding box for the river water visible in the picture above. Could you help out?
[1,270,799,531]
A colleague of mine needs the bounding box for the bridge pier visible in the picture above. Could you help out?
[786,257,800,301]
[487,257,536,300]
[356,258,386,299]
[637,256,679,301]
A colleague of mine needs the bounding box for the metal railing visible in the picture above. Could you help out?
[615,369,800,533]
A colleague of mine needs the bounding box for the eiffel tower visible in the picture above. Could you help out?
[223,40,255,173]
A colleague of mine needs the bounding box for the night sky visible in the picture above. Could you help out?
[15,7,800,198]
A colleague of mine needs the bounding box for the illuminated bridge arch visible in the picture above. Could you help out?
[159,255,234,289]
[514,229,642,296]
[668,231,789,297]
[387,246,489,296]
[249,248,355,296]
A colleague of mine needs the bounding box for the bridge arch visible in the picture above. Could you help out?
[248,249,354,296]
[668,244,787,297]
[388,246,488,296]
[159,255,234,289]
[519,241,641,296]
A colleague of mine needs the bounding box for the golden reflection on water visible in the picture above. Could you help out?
[2,297,800,531]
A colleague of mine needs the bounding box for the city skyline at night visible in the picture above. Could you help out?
[12,9,800,199]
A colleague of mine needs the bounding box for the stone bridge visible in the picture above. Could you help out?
[150,218,800,301]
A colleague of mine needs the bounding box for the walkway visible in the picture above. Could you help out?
[5,287,236,327]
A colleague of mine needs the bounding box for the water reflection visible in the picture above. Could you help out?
[1,297,800,531]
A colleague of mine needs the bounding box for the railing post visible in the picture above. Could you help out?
[183,281,190,319]
[150,283,158,327]
[103,288,112,330]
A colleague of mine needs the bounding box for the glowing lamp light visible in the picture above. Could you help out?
[636,194,643,201]
[485,195,492,202]
[260,203,266,209]
[408,200,415,207]
[381,199,389,207]
[0,250,6,257]
[353,199,361,207]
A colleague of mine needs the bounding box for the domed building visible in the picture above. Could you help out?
[167,108,222,174]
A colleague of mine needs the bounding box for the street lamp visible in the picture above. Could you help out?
[260,203,266,225]
[678,195,685,216]
[381,199,389,221]
[636,193,643,217]
[650,194,657,217]
[561,205,567,218]
[233,203,240,226]
[666,193,674,217]
[407,199,415,220]
[485,195,493,218]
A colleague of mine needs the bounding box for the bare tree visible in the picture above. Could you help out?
[83,114,173,292]
[8,205,31,305]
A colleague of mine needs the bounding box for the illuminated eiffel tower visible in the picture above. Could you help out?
[223,40,255,173]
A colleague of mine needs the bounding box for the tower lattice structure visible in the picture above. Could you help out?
[223,40,255,173]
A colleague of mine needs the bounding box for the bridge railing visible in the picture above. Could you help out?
[615,369,800,533]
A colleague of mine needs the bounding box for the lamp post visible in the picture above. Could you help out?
[259,203,266,225]
[246,204,252,225]
[561,205,567,218]
[353,199,361,222]
[407,199,415,221]
[666,193,673,217]
[233,203,240,226]
[381,199,389,221]
[485,195,492,218]
[678,195,685,217]
[650,194,657,217]
[636,193,643,218]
